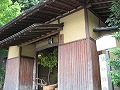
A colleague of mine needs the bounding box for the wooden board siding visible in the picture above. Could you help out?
[90,40,101,90]
[4,57,19,90]
[58,38,101,90]
[3,56,34,90]
[19,56,34,90]
[58,39,88,90]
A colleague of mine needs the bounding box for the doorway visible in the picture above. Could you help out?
[36,46,58,90]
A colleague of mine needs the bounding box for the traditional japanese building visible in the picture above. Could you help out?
[0,0,118,90]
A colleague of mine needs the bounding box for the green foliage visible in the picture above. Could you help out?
[108,49,120,86]
[38,49,58,72]
[0,0,21,27]
[109,48,120,58]
[108,49,120,69]
[106,0,120,26]
[0,65,5,88]
[110,71,120,87]
[106,0,120,87]
[0,49,8,54]
[113,29,120,40]
[12,0,43,10]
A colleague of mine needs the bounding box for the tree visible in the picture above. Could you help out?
[0,0,21,27]
[106,0,120,87]
[0,65,5,88]
[38,48,58,85]
[0,0,21,88]
[11,0,43,11]
[106,0,120,27]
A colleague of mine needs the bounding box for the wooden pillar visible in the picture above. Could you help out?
[3,45,35,90]
[84,7,101,90]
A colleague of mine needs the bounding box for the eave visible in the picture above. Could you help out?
[0,0,118,48]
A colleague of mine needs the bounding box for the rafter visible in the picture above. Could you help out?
[93,6,111,10]
[45,5,67,12]
[31,29,55,32]
[97,10,110,14]
[0,23,64,47]
[40,10,61,15]
[19,31,59,46]
[54,0,75,9]
[100,14,110,17]
[92,0,118,5]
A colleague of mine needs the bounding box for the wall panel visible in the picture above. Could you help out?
[58,39,88,90]
[19,56,34,90]
[60,10,86,43]
[58,38,101,90]
[3,57,19,90]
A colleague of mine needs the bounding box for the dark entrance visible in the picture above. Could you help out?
[36,46,58,90]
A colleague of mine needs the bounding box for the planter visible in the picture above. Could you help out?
[55,88,58,90]
[43,85,55,90]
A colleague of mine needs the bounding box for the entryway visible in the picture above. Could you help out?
[36,46,58,90]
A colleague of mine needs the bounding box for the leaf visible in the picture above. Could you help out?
[106,0,120,86]
[0,0,22,27]
[38,48,58,72]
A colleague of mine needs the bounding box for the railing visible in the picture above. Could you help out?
[36,78,47,87]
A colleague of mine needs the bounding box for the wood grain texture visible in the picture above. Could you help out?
[3,57,19,90]
[19,56,34,90]
[58,38,101,90]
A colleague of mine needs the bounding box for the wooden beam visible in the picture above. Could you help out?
[32,13,53,18]
[97,10,110,14]
[20,34,41,37]
[0,24,35,44]
[40,10,61,15]
[84,7,93,89]
[30,30,54,32]
[54,0,75,9]
[18,36,32,38]
[69,0,92,9]
[92,0,117,5]
[27,17,46,21]
[36,42,58,51]
[93,6,110,10]
[19,31,59,46]
[20,32,44,35]
[35,23,64,28]
[0,23,64,46]
[100,16,109,19]
[45,5,67,12]
[100,14,110,17]
[45,6,83,24]
[35,27,61,30]
[84,8,90,38]
[69,0,82,5]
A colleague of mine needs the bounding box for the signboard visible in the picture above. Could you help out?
[96,35,116,51]
[99,54,109,90]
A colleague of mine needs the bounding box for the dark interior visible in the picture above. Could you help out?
[37,46,58,90]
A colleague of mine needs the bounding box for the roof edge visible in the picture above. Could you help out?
[0,0,52,33]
